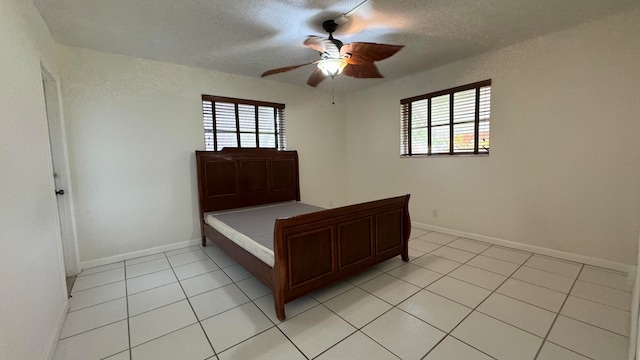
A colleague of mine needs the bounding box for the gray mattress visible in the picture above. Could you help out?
[204,201,324,266]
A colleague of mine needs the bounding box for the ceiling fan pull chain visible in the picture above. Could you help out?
[332,77,335,105]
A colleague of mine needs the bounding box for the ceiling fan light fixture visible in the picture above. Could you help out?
[317,58,348,77]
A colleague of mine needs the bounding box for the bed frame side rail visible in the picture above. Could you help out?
[202,224,273,288]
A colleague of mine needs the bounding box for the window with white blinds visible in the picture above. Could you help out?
[202,95,286,151]
[400,80,491,156]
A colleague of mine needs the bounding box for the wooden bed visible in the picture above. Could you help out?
[196,148,411,320]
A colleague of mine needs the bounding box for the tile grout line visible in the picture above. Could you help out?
[182,244,309,359]
[314,299,398,358]
[515,265,634,294]
[454,246,596,337]
[127,278,179,297]
[162,250,218,358]
[542,341,597,360]
[67,293,127,313]
[53,286,131,353]
[322,257,469,359]
[316,246,488,360]
[128,297,187,319]
[76,263,125,278]
[70,268,223,314]
[124,255,166,267]
[70,279,124,294]
[255,260,412,359]
[121,245,296,356]
[516,263,580,280]
[411,233,628,356]
[417,279,566,341]
[234,278,310,359]
[125,254,298,288]
[416,275,576,337]
[200,242,310,359]
[305,308,362,359]
[231,297,311,360]
[311,327,389,360]
[195,287,251,323]
[208,242,397,359]
[580,263,629,275]
[532,264,585,360]
[416,233,630,281]
[128,257,235,295]
[128,267,217,294]
[123,257,132,360]
[573,279,634,294]
[58,318,127,341]
[422,247,536,359]
[126,248,216,281]
[552,313,631,339]
[265,324,310,360]
[126,323,200,351]
[71,278,124,294]
[493,277,630,313]
[410,248,614,309]
[124,246,197,261]
[370,248,499,360]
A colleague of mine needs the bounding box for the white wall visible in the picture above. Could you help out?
[58,47,348,263]
[346,9,640,265]
[0,0,68,359]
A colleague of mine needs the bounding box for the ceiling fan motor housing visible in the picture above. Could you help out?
[322,19,339,34]
[322,19,343,50]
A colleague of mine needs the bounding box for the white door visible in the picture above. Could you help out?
[42,66,81,277]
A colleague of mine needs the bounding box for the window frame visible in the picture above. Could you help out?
[202,95,286,151]
[400,79,491,157]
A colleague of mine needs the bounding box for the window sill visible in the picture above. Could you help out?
[400,153,489,158]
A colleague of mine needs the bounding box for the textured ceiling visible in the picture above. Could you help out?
[34,0,639,92]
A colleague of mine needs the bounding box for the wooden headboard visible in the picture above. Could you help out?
[195,148,300,216]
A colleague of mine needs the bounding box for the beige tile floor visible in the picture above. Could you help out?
[53,228,633,360]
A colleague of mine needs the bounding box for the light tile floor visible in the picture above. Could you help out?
[54,229,632,360]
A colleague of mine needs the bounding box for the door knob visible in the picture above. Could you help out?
[55,189,65,195]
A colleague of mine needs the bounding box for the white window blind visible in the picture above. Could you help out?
[401,80,491,156]
[202,95,286,151]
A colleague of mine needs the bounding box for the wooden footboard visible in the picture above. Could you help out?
[271,195,410,320]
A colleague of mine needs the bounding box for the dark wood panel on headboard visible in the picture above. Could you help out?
[196,148,301,214]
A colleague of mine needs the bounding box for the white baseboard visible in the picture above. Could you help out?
[412,221,634,274]
[80,239,201,269]
[45,298,68,360]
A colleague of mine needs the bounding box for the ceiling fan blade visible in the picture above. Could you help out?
[306,68,326,87]
[304,36,340,58]
[342,62,383,79]
[341,42,404,65]
[261,61,318,77]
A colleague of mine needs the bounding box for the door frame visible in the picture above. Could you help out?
[631,231,640,360]
[42,65,81,277]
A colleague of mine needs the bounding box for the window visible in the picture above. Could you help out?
[400,80,491,156]
[202,95,286,151]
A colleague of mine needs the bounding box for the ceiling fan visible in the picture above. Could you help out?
[261,19,404,87]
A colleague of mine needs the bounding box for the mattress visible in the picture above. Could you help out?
[204,201,324,267]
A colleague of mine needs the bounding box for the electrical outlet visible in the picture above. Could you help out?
[432,209,438,218]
